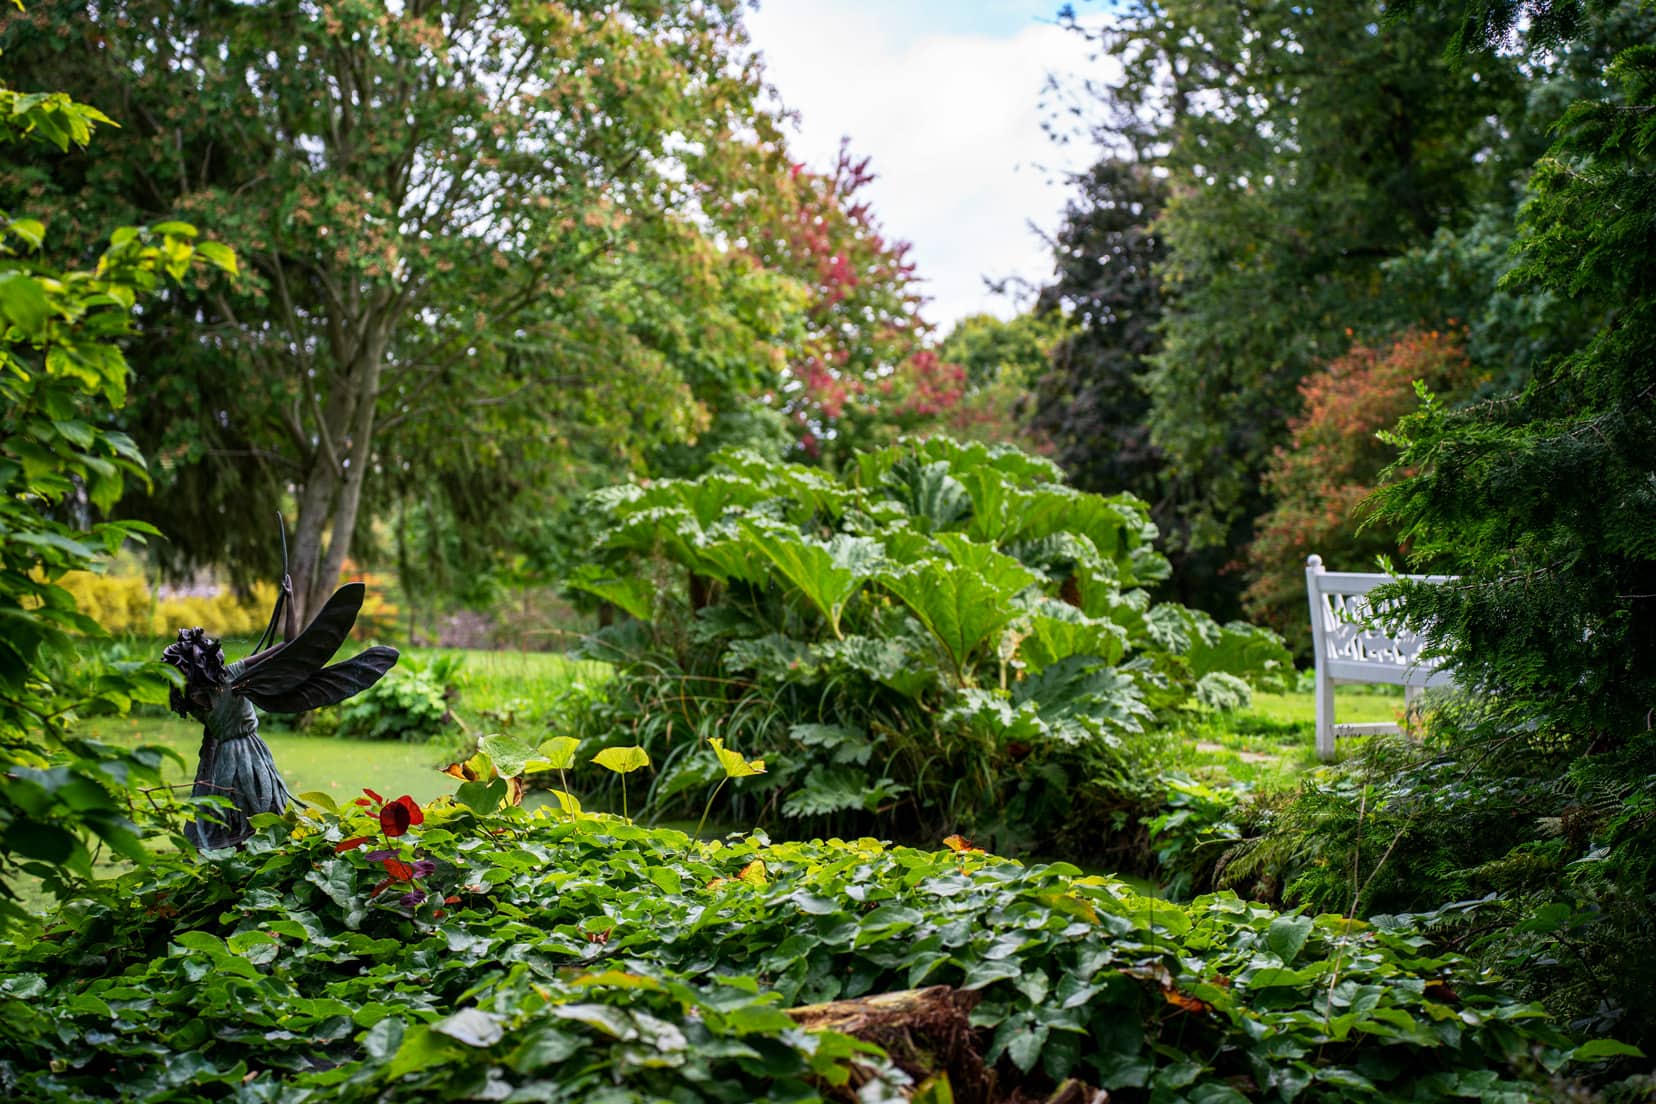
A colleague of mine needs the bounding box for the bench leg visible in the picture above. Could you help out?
[1315,671,1337,762]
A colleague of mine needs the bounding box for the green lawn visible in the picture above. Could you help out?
[87,714,463,806]
[85,647,604,806]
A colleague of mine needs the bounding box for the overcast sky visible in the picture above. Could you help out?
[745,1,1104,334]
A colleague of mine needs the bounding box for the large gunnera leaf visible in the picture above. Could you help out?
[1017,601,1129,673]
[880,538,1037,682]
[742,522,884,639]
[566,564,655,622]
[880,456,973,533]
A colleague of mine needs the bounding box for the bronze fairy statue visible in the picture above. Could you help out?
[163,551,398,849]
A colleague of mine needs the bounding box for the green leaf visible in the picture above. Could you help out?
[3,820,77,863]
[1267,915,1313,964]
[881,457,973,532]
[1572,1039,1646,1061]
[1019,605,1128,673]
[743,521,882,637]
[566,564,655,621]
[1005,1022,1049,1073]
[480,732,547,778]
[0,271,51,337]
[455,777,507,813]
[539,735,580,770]
[780,764,872,818]
[194,240,238,276]
[362,1017,404,1061]
[547,789,583,814]
[432,1007,505,1048]
[880,546,1035,681]
[592,745,651,774]
[6,218,45,249]
[385,1024,461,1081]
[708,736,765,778]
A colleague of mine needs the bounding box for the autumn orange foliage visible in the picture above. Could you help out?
[1243,329,1479,654]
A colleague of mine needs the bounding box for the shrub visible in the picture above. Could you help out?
[1210,716,1656,1056]
[559,437,1293,858]
[57,568,276,637]
[332,653,461,742]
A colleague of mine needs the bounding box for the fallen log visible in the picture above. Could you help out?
[787,986,992,1104]
[786,986,1111,1103]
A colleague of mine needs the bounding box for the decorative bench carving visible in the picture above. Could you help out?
[1305,554,1455,761]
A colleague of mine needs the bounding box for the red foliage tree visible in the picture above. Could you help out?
[1243,329,1480,654]
[742,142,972,466]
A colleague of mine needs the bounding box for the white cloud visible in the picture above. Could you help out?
[746,3,1108,332]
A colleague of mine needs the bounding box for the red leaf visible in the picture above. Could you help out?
[379,801,412,838]
[395,795,424,826]
[363,787,386,805]
[1162,988,1213,1015]
[380,858,416,882]
[333,836,374,853]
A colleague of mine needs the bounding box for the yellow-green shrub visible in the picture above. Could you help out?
[58,571,275,637]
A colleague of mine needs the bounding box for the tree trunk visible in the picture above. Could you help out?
[313,335,385,620]
[288,312,391,629]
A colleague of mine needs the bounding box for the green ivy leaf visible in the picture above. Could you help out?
[1267,915,1313,964]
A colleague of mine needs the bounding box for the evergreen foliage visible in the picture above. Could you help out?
[1373,11,1656,743]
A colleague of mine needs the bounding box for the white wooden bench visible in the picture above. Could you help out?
[1305,554,1455,761]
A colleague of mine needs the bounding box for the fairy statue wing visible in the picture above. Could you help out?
[230,583,399,712]
[246,646,400,713]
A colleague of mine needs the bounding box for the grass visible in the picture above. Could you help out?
[404,646,608,726]
[86,714,464,806]
[84,645,606,808]
[1160,683,1414,789]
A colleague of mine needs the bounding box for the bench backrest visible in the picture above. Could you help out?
[1305,554,1455,689]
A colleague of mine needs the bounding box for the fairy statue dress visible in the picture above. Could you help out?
[163,576,398,849]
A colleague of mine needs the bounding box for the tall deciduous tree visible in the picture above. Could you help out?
[1055,0,1529,578]
[1,0,793,624]
[737,143,946,468]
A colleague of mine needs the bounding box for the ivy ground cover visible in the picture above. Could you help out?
[0,793,1589,1102]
